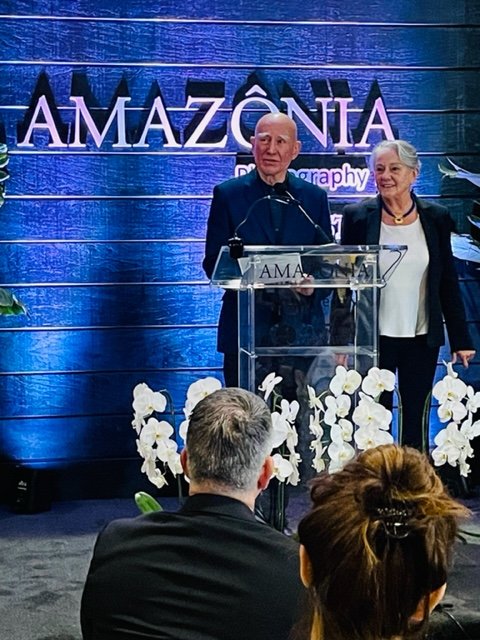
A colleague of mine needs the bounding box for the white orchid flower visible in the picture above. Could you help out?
[280,398,300,424]
[160,444,182,476]
[432,441,461,466]
[156,437,178,463]
[457,448,473,477]
[352,393,392,430]
[437,399,468,424]
[132,383,167,418]
[327,440,355,472]
[312,452,326,473]
[171,455,184,476]
[258,372,283,401]
[330,419,353,444]
[139,452,157,477]
[136,438,155,461]
[271,399,299,450]
[354,424,393,450]
[184,377,222,416]
[310,437,326,455]
[466,386,480,414]
[432,374,467,404]
[131,413,146,434]
[178,419,189,443]
[463,440,474,459]
[458,459,471,477]
[329,366,362,397]
[431,445,451,467]
[374,428,394,445]
[354,425,376,450]
[146,467,169,489]
[271,453,294,482]
[287,452,301,486]
[432,423,471,468]
[324,394,351,426]
[307,385,324,410]
[308,409,324,438]
[461,419,480,440]
[139,418,174,447]
[270,412,289,449]
[285,425,299,453]
[361,367,395,398]
[434,422,468,449]
[311,436,326,472]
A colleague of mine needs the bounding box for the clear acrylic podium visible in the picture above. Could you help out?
[211,244,407,393]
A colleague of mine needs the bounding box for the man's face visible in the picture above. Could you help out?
[250,116,301,185]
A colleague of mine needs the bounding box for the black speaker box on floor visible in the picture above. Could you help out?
[10,467,53,514]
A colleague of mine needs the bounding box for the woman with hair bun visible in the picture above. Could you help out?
[296,444,469,640]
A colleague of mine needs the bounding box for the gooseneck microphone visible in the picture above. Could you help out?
[272,183,332,245]
[228,193,289,259]
[228,183,332,259]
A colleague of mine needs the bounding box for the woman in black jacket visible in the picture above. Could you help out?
[341,139,475,448]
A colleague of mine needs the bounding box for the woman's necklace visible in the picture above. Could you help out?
[381,195,416,225]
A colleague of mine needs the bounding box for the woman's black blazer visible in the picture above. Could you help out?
[341,195,473,352]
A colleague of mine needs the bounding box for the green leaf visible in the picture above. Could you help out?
[0,288,28,316]
[135,491,163,513]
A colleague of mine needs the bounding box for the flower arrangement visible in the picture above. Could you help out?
[430,362,480,477]
[258,372,301,485]
[132,377,221,489]
[132,367,397,492]
[305,365,396,473]
[131,362,480,495]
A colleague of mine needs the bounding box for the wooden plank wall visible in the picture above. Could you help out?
[0,0,479,498]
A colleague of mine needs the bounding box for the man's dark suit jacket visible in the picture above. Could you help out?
[203,169,332,354]
[341,195,473,352]
[80,494,304,640]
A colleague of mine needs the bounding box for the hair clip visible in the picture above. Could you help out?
[373,504,414,540]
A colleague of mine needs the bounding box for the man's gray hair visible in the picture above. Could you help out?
[186,387,273,491]
[370,139,421,172]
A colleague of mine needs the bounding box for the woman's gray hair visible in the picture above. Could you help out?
[185,387,273,491]
[370,139,421,172]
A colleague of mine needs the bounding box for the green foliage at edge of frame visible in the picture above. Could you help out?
[0,144,27,315]
[0,142,9,208]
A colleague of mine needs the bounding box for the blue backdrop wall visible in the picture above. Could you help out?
[0,1,479,498]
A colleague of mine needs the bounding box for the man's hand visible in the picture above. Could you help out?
[294,274,314,297]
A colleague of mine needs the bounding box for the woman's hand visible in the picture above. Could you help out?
[452,350,476,367]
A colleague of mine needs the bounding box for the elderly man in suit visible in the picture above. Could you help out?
[203,112,333,386]
[80,387,304,640]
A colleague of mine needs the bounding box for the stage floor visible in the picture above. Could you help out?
[0,489,479,640]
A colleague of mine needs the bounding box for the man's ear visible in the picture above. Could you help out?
[292,140,301,160]
[180,448,189,476]
[299,544,314,588]
[257,455,274,492]
[250,135,256,151]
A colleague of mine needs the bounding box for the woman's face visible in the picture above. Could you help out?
[373,147,418,202]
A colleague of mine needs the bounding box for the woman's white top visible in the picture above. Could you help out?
[379,217,429,337]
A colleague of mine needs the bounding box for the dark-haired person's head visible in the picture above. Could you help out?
[297,444,469,640]
[181,387,274,508]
